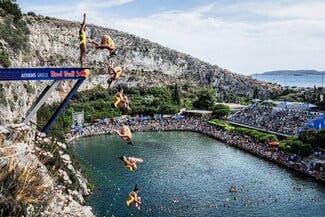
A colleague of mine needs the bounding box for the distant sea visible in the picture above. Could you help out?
[252,74,325,88]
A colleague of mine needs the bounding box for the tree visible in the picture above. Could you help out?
[298,128,317,144]
[310,129,325,149]
[37,103,71,141]
[212,104,230,118]
[159,103,179,114]
[172,83,181,105]
[192,87,216,110]
[291,140,303,154]
[0,0,22,21]
[253,87,259,99]
[279,135,313,156]
[0,0,29,51]
[149,87,172,101]
[300,143,312,156]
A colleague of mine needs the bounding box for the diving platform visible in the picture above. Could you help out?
[0,67,90,133]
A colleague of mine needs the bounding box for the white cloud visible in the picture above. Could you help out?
[257,1,325,20]
[106,1,325,74]
[20,0,134,22]
[18,0,325,74]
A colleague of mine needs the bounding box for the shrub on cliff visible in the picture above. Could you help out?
[0,0,22,21]
[0,50,10,67]
[0,83,7,106]
[0,0,29,51]
[34,136,87,193]
[0,161,51,216]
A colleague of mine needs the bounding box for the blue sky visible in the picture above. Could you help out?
[16,0,325,75]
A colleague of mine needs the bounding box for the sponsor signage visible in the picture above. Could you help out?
[0,68,90,81]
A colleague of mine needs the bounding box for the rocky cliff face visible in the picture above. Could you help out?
[0,81,35,125]
[0,14,280,124]
[0,124,94,217]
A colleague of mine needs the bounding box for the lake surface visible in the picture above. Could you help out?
[253,74,324,88]
[72,131,325,217]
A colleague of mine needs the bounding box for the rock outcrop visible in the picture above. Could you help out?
[0,124,94,217]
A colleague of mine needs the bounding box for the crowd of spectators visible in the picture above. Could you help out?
[66,116,325,182]
[228,105,321,135]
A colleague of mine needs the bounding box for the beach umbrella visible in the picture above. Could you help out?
[278,101,292,107]
[251,98,261,103]
[139,116,148,120]
[303,103,317,109]
[175,114,185,119]
[268,141,279,146]
[71,126,83,132]
[263,99,274,104]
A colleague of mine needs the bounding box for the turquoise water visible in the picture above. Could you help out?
[254,74,324,88]
[72,132,325,217]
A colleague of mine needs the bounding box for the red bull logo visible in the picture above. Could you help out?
[77,69,91,77]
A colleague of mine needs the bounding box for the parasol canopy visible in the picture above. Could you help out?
[251,98,261,103]
[268,141,279,146]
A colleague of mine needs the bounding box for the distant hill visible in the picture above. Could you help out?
[252,70,325,76]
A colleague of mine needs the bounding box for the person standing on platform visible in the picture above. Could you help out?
[79,13,87,67]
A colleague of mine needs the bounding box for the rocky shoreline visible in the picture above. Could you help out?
[67,117,325,183]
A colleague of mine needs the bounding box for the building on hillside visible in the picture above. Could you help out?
[72,110,84,127]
